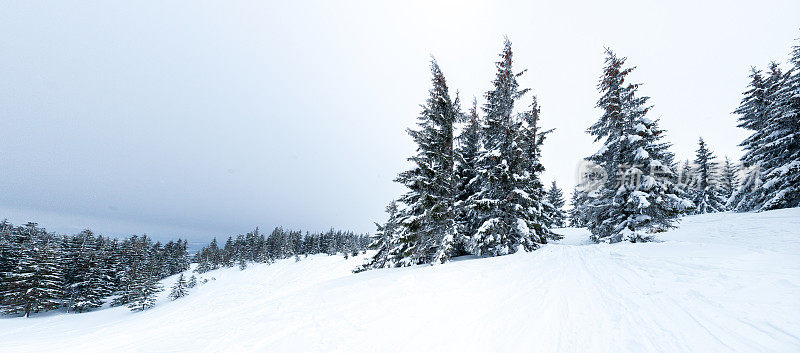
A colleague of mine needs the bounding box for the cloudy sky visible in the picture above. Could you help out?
[1,0,798,244]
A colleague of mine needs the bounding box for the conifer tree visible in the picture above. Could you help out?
[390,60,460,266]
[128,269,162,311]
[545,181,567,228]
[72,261,109,312]
[729,64,786,210]
[169,273,189,300]
[675,160,698,214]
[453,99,482,254]
[111,237,140,306]
[568,186,588,227]
[355,200,401,272]
[759,41,800,210]
[692,138,727,213]
[519,97,559,240]
[466,39,550,255]
[67,234,110,313]
[114,235,162,308]
[188,275,197,288]
[0,220,18,311]
[62,230,107,312]
[729,68,766,211]
[583,49,688,243]
[719,157,739,202]
[195,238,220,273]
[0,224,63,317]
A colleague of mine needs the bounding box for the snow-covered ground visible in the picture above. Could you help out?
[2,209,799,352]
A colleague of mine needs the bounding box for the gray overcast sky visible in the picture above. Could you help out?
[1,0,798,244]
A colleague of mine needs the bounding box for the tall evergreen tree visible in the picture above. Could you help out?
[692,138,726,214]
[729,64,786,210]
[62,230,107,312]
[582,49,688,243]
[466,39,550,256]
[0,220,18,311]
[195,238,220,273]
[73,259,110,312]
[675,159,698,214]
[127,273,162,311]
[453,99,482,255]
[223,237,235,268]
[568,186,588,227]
[127,247,163,312]
[719,157,739,203]
[113,235,161,308]
[519,96,559,240]
[356,200,401,272]
[0,224,63,317]
[111,237,139,306]
[545,181,567,228]
[390,60,460,266]
[759,41,800,210]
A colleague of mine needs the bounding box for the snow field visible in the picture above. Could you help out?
[1,209,799,352]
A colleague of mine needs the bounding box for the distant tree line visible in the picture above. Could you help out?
[0,220,189,317]
[1,220,369,317]
[193,227,370,273]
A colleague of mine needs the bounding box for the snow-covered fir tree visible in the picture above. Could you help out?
[355,200,401,272]
[675,160,698,214]
[582,49,688,243]
[729,62,790,211]
[568,186,588,227]
[188,275,197,288]
[0,223,63,317]
[0,220,18,312]
[389,60,460,266]
[115,235,163,309]
[127,268,162,311]
[728,68,767,211]
[719,157,739,202]
[545,181,567,228]
[453,99,482,255]
[62,230,108,312]
[195,238,221,273]
[519,96,559,240]
[692,138,727,214]
[169,273,189,300]
[223,236,238,268]
[758,42,800,210]
[75,261,111,312]
[465,39,551,255]
[111,237,141,307]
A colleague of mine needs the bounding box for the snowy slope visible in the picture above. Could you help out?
[2,209,799,352]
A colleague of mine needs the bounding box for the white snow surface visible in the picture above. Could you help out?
[2,209,800,352]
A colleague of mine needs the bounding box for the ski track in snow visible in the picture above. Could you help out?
[2,209,799,352]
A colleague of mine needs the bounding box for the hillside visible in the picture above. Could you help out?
[2,209,799,352]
